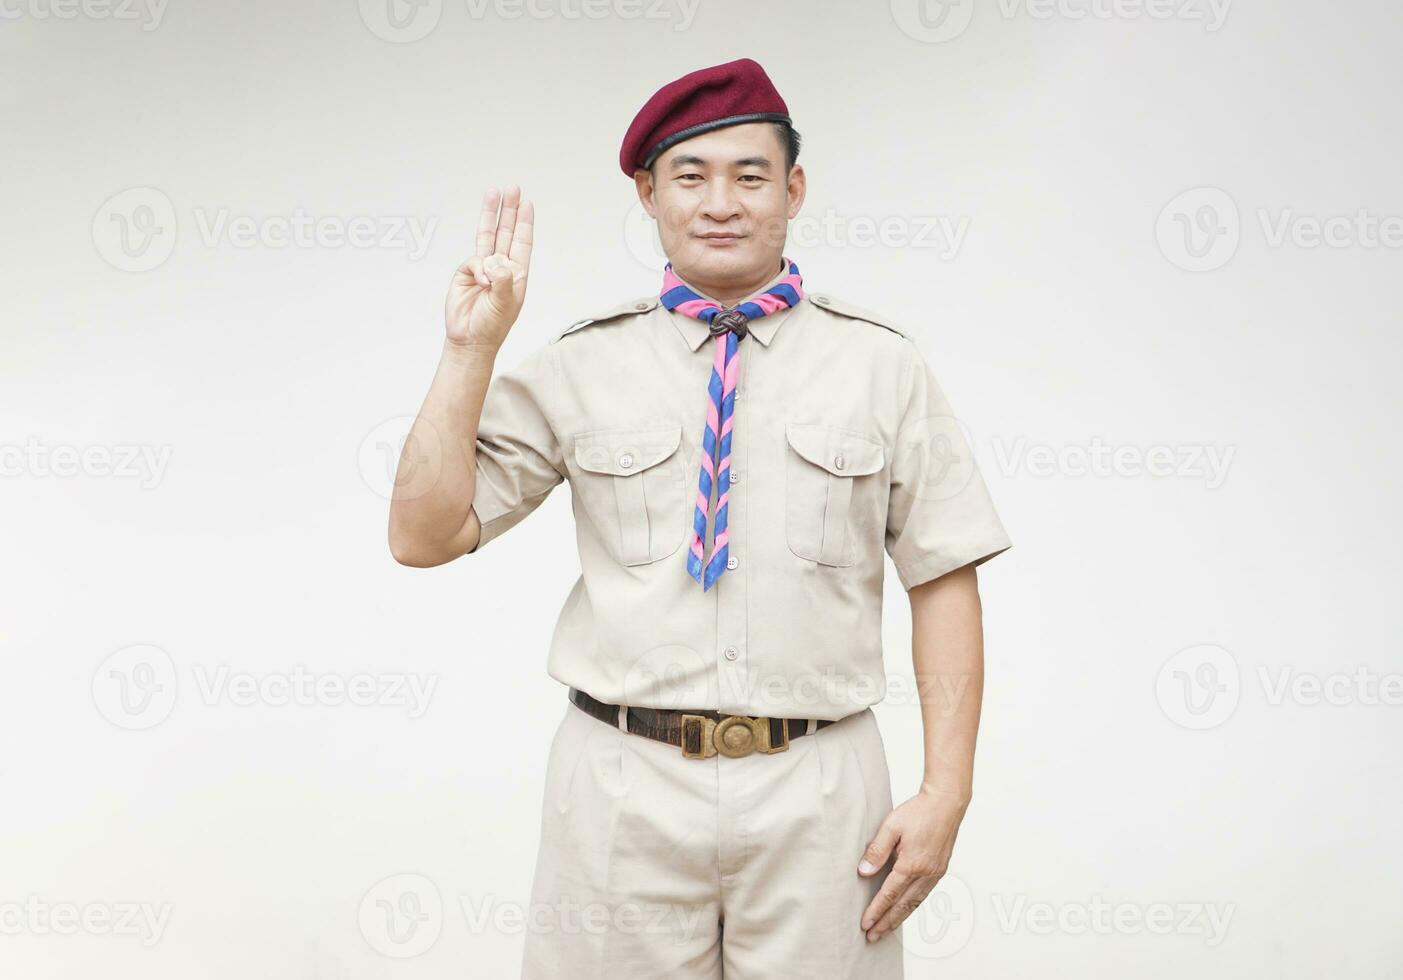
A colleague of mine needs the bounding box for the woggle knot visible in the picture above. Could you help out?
[708,308,749,339]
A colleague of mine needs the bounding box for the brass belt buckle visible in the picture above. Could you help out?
[680,714,716,759]
[680,714,790,759]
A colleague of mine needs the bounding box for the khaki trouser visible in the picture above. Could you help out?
[520,698,904,979]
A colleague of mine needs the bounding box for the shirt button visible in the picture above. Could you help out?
[726,556,738,570]
[833,453,845,470]
[723,646,739,661]
[634,301,649,311]
[618,452,634,469]
[729,471,739,484]
[813,295,830,306]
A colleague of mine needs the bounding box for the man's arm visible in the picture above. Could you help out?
[910,562,984,800]
[387,342,496,566]
[859,335,1011,942]
[856,562,984,944]
[387,185,534,567]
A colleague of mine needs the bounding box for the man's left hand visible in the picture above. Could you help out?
[856,786,970,943]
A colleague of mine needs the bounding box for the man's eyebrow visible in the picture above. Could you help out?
[669,154,774,170]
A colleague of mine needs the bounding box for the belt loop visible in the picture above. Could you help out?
[805,718,816,735]
[617,705,630,734]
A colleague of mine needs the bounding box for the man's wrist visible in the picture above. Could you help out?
[918,777,972,806]
[441,337,500,369]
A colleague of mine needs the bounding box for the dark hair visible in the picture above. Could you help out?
[773,120,801,173]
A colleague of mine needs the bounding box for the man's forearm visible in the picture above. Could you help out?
[387,340,499,566]
[908,563,986,799]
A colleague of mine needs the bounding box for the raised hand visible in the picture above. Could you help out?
[444,185,534,350]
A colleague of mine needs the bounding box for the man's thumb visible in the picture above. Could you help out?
[858,821,899,875]
[485,255,515,294]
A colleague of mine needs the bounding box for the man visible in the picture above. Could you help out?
[388,58,1011,979]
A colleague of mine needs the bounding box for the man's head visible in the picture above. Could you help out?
[621,59,806,305]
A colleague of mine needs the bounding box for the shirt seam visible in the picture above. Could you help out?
[545,339,567,479]
[895,537,1012,590]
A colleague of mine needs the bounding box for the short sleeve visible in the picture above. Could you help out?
[885,342,1012,590]
[468,342,566,552]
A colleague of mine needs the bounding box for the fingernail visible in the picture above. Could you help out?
[858,860,876,874]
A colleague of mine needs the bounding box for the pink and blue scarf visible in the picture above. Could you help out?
[660,258,804,590]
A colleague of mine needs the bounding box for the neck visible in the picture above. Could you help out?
[674,257,785,308]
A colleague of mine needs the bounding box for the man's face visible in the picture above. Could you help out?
[636,122,805,297]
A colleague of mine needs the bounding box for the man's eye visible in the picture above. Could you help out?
[738,175,764,183]
[678,174,703,181]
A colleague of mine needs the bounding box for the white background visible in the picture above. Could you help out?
[2,0,1400,976]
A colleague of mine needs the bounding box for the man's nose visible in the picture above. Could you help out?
[699,182,742,222]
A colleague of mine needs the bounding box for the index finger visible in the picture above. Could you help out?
[861,866,915,932]
[867,876,932,940]
[474,187,501,258]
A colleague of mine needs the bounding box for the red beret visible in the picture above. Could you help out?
[619,58,791,177]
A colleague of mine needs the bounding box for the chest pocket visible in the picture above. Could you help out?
[571,423,686,566]
[784,422,885,567]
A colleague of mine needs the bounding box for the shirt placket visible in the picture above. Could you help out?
[715,337,751,715]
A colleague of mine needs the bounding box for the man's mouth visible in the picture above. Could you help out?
[697,232,744,245]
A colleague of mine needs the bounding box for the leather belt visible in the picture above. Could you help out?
[568,687,836,759]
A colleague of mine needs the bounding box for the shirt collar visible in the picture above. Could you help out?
[664,259,800,352]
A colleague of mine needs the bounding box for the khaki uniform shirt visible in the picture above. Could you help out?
[468,264,1012,720]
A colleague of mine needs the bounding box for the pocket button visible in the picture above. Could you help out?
[833,453,845,470]
[618,452,634,469]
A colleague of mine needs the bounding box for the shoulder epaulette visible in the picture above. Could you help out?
[551,295,661,343]
[807,293,909,340]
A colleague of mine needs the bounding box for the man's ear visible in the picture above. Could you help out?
[786,163,807,219]
[634,168,656,217]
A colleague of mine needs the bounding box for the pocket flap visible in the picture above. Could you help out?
[785,423,885,476]
[574,423,683,476]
